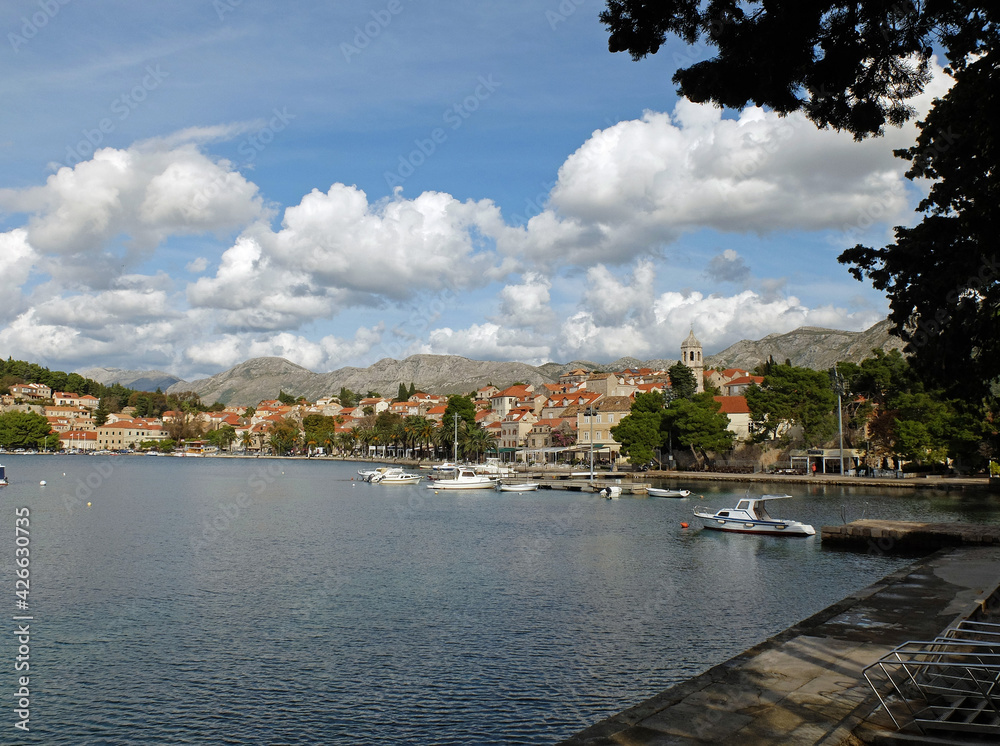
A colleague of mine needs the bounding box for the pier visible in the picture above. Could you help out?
[558,544,1000,745]
[822,519,1000,551]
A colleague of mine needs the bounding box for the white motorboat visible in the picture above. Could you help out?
[693,495,815,536]
[0,464,7,486]
[474,457,515,477]
[647,487,691,498]
[357,467,386,481]
[497,482,539,493]
[599,485,622,500]
[370,467,422,485]
[427,467,496,490]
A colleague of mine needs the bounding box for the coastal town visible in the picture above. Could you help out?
[0,332,761,464]
[2,326,998,483]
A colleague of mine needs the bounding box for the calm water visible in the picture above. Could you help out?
[0,454,995,744]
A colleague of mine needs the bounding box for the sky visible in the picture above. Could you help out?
[0,1,952,382]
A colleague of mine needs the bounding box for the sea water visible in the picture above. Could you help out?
[0,454,994,744]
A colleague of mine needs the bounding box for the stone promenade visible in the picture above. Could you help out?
[557,546,1000,745]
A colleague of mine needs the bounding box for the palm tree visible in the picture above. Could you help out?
[240,430,254,454]
[466,427,498,462]
[335,430,357,457]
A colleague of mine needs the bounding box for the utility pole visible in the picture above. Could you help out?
[453,413,459,463]
[831,369,846,476]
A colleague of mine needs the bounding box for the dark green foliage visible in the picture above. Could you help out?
[664,392,735,464]
[444,394,477,429]
[0,411,58,449]
[205,425,237,452]
[667,362,697,400]
[611,393,668,465]
[746,363,837,446]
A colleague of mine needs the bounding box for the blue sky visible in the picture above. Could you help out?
[0,1,950,381]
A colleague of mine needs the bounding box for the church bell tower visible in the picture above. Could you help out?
[681,329,704,393]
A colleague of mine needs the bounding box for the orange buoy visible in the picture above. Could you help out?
[680,522,689,529]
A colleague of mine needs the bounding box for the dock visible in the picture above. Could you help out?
[531,474,651,495]
[557,544,1000,745]
[822,519,1000,551]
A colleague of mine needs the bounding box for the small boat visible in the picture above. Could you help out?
[599,485,622,500]
[497,482,539,493]
[693,495,815,536]
[370,467,422,485]
[647,487,691,498]
[427,467,496,490]
[357,467,384,481]
[0,464,7,486]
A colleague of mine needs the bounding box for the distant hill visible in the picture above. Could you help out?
[78,367,184,393]
[706,319,904,371]
[153,319,902,406]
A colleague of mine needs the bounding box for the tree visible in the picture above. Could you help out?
[663,393,734,468]
[443,395,477,430]
[267,417,300,455]
[667,363,697,400]
[600,1,1000,398]
[206,424,237,452]
[396,383,408,402]
[302,414,339,451]
[611,392,668,465]
[277,390,297,405]
[0,411,57,449]
[745,363,837,446]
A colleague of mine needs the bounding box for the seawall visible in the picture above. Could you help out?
[556,545,1000,745]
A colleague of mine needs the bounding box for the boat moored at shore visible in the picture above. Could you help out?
[647,487,691,498]
[427,467,496,490]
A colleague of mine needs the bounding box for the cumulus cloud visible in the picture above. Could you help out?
[426,323,553,363]
[184,324,386,372]
[504,61,952,269]
[0,230,38,323]
[0,140,267,263]
[492,272,556,331]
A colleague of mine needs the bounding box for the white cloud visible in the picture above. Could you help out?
[426,323,553,363]
[0,141,267,265]
[505,61,953,269]
[0,230,38,323]
[492,272,555,330]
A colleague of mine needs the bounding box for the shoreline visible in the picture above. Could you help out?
[3,451,994,491]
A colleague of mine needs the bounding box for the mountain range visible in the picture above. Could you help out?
[89,318,898,406]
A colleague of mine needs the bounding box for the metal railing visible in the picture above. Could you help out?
[863,620,1000,736]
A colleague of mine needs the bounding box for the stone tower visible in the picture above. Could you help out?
[681,329,704,393]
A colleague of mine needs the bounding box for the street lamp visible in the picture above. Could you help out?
[452,413,459,464]
[584,405,596,482]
